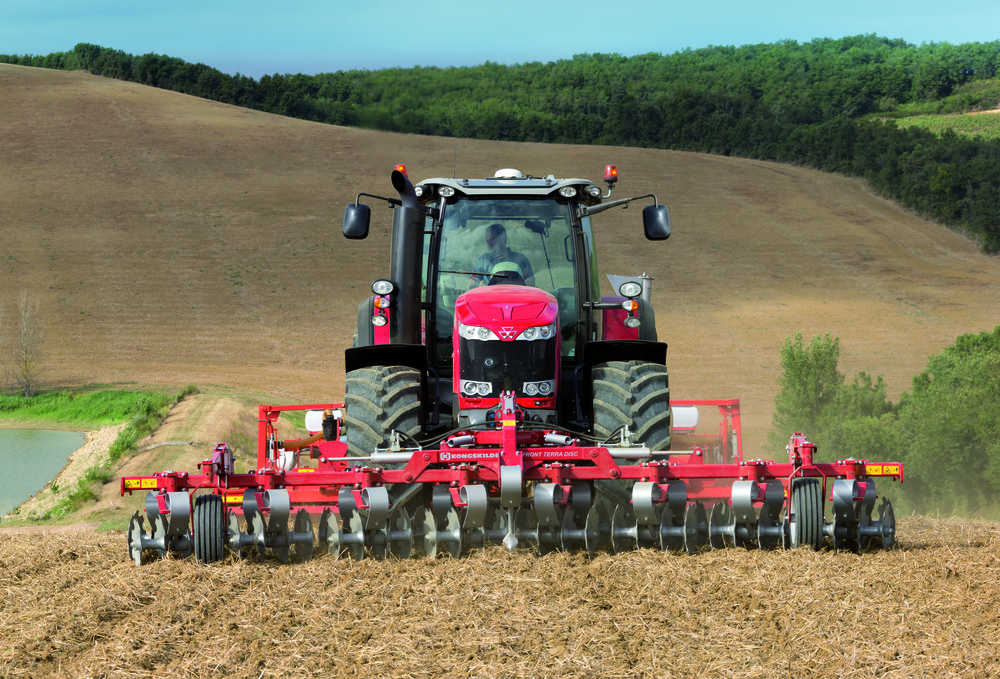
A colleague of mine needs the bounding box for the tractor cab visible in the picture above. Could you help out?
[343,166,670,444]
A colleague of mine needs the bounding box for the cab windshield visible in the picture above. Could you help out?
[432,198,579,362]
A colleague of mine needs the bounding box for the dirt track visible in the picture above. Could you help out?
[2,516,999,678]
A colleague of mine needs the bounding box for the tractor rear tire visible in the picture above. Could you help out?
[194,494,224,564]
[345,365,423,458]
[789,477,824,550]
[591,360,671,508]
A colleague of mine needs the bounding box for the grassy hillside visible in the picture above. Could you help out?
[895,109,1000,140]
[2,63,1000,454]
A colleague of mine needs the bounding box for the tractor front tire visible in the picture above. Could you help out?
[592,360,671,451]
[345,366,423,457]
[591,360,671,508]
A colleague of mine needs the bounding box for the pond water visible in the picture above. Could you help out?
[0,429,86,516]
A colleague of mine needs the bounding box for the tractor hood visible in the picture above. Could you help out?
[454,286,558,330]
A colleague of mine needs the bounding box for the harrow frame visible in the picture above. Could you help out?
[121,394,902,564]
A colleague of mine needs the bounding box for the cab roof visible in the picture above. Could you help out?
[414,169,605,207]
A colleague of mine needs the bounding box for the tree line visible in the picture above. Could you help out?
[770,327,1000,519]
[4,38,1000,250]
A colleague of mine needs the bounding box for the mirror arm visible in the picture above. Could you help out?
[354,192,402,209]
[578,193,658,218]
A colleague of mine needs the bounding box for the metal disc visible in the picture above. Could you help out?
[343,508,366,561]
[226,510,244,556]
[514,506,539,552]
[877,497,896,550]
[150,512,170,559]
[318,508,343,559]
[708,501,735,550]
[442,506,462,558]
[584,503,609,556]
[127,511,145,566]
[388,508,413,559]
[293,509,314,562]
[659,498,685,553]
[683,501,708,555]
[417,507,437,558]
[610,504,637,553]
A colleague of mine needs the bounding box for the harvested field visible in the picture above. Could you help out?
[1,516,999,677]
[3,63,1000,678]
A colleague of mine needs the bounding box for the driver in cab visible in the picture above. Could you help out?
[469,223,535,288]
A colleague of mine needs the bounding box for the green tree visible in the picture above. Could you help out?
[892,325,1000,517]
[768,333,844,454]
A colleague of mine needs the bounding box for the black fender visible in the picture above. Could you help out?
[354,297,377,347]
[345,344,428,374]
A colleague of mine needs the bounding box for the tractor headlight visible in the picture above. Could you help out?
[459,323,500,341]
[461,380,492,396]
[625,317,641,329]
[372,279,395,296]
[523,380,554,396]
[558,186,577,198]
[515,323,556,341]
[618,281,642,299]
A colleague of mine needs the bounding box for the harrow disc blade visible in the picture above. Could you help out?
[293,509,315,562]
[226,510,245,557]
[610,504,638,553]
[418,505,462,558]
[560,504,608,556]
[127,511,145,566]
[388,508,413,559]
[150,512,170,559]
[876,497,896,550]
[343,509,366,561]
[708,502,735,550]
[683,502,709,555]
[318,508,343,559]
[584,503,610,556]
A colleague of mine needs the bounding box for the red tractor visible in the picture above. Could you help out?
[121,165,901,563]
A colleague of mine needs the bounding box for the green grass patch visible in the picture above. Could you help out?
[0,389,183,428]
[893,111,1000,141]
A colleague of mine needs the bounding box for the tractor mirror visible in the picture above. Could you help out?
[343,203,371,240]
[642,204,670,240]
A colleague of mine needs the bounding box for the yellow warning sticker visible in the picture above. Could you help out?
[866,464,900,476]
[502,419,516,427]
[123,478,159,490]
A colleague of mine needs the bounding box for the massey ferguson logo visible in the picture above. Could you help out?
[499,327,517,340]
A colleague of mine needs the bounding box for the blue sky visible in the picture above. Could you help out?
[3,0,998,79]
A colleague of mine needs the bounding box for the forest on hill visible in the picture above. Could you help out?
[5,36,1000,252]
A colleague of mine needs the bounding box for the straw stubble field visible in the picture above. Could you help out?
[3,64,1000,677]
[1,517,999,677]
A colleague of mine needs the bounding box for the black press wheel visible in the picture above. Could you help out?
[193,493,225,564]
[789,477,824,550]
